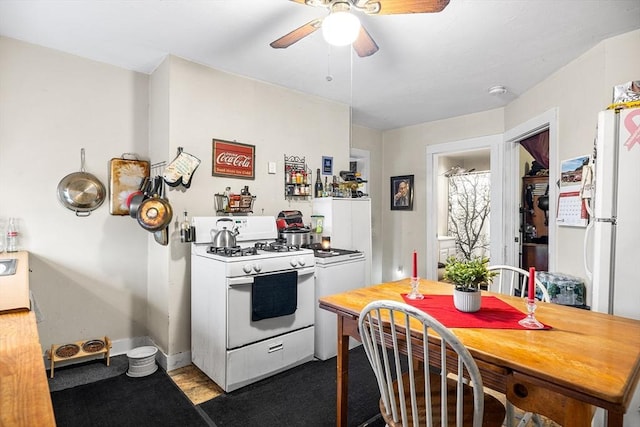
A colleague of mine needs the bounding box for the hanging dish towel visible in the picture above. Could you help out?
[252,271,298,321]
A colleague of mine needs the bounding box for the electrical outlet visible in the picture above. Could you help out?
[268,162,276,174]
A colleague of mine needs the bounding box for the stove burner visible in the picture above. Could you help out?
[255,240,301,252]
[207,246,258,257]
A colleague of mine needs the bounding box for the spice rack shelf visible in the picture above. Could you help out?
[214,193,256,215]
[284,154,311,200]
[47,336,111,378]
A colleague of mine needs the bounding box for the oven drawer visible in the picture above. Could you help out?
[225,326,314,392]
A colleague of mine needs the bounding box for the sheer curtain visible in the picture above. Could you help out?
[447,171,491,260]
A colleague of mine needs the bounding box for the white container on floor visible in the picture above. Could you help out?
[126,346,158,377]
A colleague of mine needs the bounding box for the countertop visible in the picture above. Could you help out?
[0,251,31,312]
[0,251,56,426]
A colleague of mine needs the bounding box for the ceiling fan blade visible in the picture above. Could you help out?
[353,25,379,57]
[270,18,323,49]
[373,0,450,15]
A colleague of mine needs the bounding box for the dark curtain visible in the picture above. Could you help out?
[521,131,549,169]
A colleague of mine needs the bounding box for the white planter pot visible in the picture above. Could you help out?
[453,288,481,312]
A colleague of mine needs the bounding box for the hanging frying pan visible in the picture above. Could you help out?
[57,148,106,217]
[137,177,173,232]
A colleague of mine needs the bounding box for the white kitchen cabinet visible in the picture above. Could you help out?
[312,197,373,286]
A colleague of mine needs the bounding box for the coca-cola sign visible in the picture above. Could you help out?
[212,139,255,180]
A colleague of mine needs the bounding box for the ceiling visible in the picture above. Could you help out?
[1,0,638,130]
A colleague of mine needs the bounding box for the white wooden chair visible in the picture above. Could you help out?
[358,300,506,427]
[487,265,550,303]
[487,265,550,427]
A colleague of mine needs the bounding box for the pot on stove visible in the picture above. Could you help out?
[279,227,310,247]
[211,218,239,248]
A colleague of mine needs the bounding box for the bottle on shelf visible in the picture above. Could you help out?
[180,211,192,243]
[315,168,323,198]
[6,218,18,252]
[223,187,230,211]
[323,177,329,197]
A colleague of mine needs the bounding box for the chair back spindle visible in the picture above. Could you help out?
[359,300,505,427]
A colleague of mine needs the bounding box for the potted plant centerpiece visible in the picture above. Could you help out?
[443,256,496,312]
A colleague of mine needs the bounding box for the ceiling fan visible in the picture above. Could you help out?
[270,0,451,57]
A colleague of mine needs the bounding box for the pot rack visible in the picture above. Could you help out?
[151,161,167,177]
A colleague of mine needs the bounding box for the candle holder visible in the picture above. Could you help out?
[518,299,544,329]
[407,277,424,300]
[321,236,331,251]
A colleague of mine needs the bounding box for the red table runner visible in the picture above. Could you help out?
[402,294,551,330]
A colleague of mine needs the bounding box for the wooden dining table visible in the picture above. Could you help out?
[318,278,640,427]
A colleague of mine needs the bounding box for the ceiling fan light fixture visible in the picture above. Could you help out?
[322,10,361,46]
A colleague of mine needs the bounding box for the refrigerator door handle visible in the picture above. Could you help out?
[583,221,594,281]
[594,217,616,224]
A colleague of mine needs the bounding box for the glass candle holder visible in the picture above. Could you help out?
[518,299,544,329]
[407,277,424,300]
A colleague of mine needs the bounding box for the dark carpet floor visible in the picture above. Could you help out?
[50,368,209,427]
[199,345,384,427]
[48,354,128,392]
[49,346,385,427]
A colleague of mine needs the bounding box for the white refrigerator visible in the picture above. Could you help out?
[586,106,640,426]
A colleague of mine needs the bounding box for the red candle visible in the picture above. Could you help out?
[528,267,536,302]
[412,251,418,278]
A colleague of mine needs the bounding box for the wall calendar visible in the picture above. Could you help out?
[556,155,590,227]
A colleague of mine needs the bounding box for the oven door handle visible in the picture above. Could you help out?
[297,266,315,277]
[227,266,316,287]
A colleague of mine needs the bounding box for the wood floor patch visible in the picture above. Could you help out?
[168,364,224,405]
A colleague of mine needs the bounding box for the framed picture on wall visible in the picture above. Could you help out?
[322,156,333,175]
[391,175,414,211]
[212,139,255,179]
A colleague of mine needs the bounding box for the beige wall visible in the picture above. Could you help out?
[1,28,637,364]
[379,29,640,303]
[0,38,351,363]
[504,29,640,280]
[380,109,504,281]
[0,37,150,351]
[157,55,352,360]
[352,124,383,284]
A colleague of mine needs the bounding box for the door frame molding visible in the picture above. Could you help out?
[425,134,503,280]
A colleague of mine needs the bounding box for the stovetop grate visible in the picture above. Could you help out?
[206,240,304,257]
[207,246,258,257]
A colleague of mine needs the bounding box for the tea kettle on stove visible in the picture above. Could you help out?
[211,218,239,248]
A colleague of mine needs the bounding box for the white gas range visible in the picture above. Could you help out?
[190,216,315,392]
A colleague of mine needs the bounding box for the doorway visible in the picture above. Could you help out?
[425,135,503,280]
[503,108,558,271]
[519,130,550,272]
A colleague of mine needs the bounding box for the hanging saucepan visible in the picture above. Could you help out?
[57,148,106,217]
[128,176,153,219]
[137,177,173,232]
